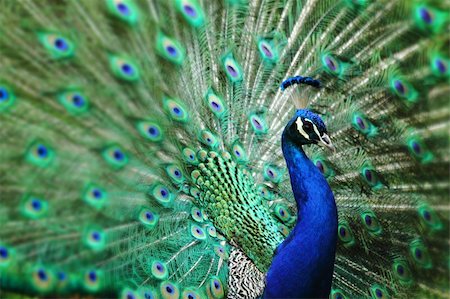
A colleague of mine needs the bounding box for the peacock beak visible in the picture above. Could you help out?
[318,133,335,152]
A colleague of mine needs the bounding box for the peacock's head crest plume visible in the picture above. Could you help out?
[283,109,334,151]
[280,76,321,109]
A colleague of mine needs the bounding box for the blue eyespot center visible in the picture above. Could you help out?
[0,88,8,101]
[325,57,336,71]
[419,8,432,24]
[91,232,100,241]
[375,289,383,298]
[127,293,135,299]
[211,101,220,110]
[356,117,365,129]
[160,189,168,197]
[316,161,324,173]
[339,227,346,237]
[0,247,8,258]
[188,295,194,299]
[37,269,48,281]
[148,126,158,136]
[234,150,241,157]
[415,248,422,259]
[145,212,153,220]
[394,80,405,94]
[92,189,102,199]
[166,286,173,293]
[173,107,181,115]
[36,145,48,158]
[72,94,85,107]
[88,271,97,281]
[54,38,68,51]
[121,64,134,75]
[412,141,421,154]
[113,150,124,160]
[364,169,372,181]
[117,2,130,15]
[166,46,177,57]
[252,118,262,129]
[423,210,431,221]
[31,199,42,210]
[397,265,404,275]
[365,215,372,226]
[214,280,220,289]
[435,59,447,73]
[183,5,197,17]
[261,44,273,58]
[227,65,238,77]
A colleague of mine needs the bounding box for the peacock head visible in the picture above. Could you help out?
[283,109,334,151]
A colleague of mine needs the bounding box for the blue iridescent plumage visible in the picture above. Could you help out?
[265,110,337,298]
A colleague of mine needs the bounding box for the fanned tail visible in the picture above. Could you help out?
[0,0,448,298]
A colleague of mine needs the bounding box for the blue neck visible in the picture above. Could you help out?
[264,137,338,299]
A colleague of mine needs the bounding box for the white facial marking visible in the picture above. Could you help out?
[296,117,310,140]
[311,120,321,139]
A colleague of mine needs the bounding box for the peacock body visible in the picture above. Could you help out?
[0,0,449,298]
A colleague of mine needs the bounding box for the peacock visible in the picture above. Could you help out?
[0,0,448,298]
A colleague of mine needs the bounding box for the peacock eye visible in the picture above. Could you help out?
[303,122,312,130]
